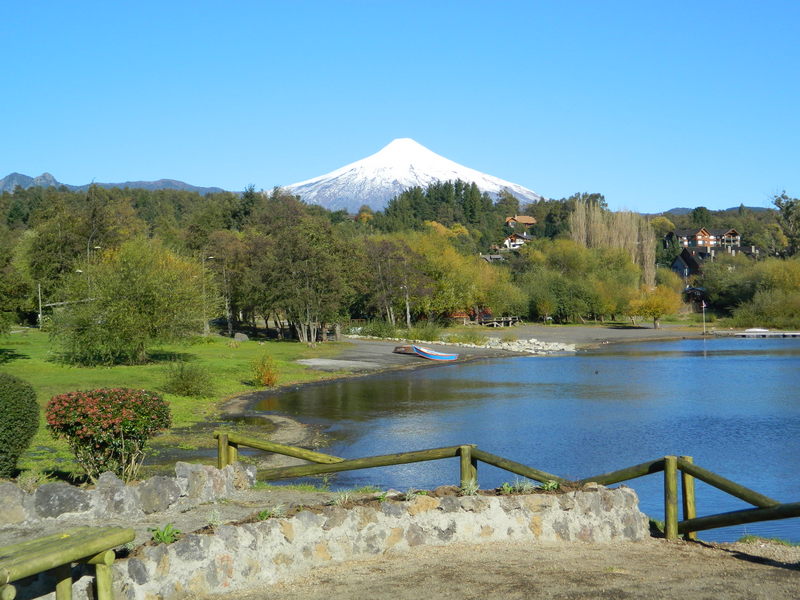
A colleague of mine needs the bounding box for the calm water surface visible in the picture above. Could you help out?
[256,338,800,542]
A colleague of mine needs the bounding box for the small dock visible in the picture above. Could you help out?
[714,330,800,338]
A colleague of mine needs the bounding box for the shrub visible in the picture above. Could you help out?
[161,361,215,397]
[0,373,39,478]
[405,321,442,342]
[46,388,171,483]
[357,320,398,338]
[251,353,278,387]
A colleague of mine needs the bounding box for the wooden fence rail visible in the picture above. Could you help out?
[215,432,798,542]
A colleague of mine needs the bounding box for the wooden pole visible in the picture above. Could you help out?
[577,458,665,486]
[217,433,229,469]
[471,449,565,484]
[87,550,115,600]
[676,457,779,508]
[214,433,344,464]
[459,445,477,489]
[679,455,697,541]
[54,563,72,600]
[0,529,134,583]
[0,585,16,600]
[664,456,679,541]
[678,501,800,535]
[227,442,239,465]
[259,445,465,480]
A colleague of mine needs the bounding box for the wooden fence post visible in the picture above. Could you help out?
[54,563,72,600]
[459,445,477,489]
[664,455,678,540]
[227,442,239,465]
[680,455,697,541]
[217,433,229,469]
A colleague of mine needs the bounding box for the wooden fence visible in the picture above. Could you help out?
[214,432,800,541]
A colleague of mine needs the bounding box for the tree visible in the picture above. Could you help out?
[690,206,712,228]
[631,285,682,328]
[772,191,800,256]
[51,238,212,365]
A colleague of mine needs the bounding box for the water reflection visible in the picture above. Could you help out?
[258,338,800,542]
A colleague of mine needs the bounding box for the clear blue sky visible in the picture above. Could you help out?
[3,1,798,213]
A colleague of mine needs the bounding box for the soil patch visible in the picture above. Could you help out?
[196,538,800,600]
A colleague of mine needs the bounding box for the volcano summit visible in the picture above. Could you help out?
[285,138,541,213]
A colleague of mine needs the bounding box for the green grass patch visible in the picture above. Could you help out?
[737,535,800,547]
[0,329,354,476]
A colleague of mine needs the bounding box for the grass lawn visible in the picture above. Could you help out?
[0,328,352,478]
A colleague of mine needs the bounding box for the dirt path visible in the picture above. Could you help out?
[204,538,800,600]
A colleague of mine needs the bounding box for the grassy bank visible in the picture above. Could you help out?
[0,328,351,477]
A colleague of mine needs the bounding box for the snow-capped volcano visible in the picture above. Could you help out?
[285,138,541,213]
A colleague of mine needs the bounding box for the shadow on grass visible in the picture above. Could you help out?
[0,348,29,364]
[606,324,650,330]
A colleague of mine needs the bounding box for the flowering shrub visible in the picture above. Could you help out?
[251,353,278,387]
[46,388,171,483]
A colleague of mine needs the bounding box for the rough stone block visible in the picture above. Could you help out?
[138,476,181,514]
[0,481,27,525]
[33,482,91,518]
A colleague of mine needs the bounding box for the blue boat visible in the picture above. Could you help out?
[411,344,459,361]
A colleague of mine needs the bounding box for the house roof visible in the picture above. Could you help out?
[505,215,537,225]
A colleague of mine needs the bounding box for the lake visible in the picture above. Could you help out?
[255,337,800,542]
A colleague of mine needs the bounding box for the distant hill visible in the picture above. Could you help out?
[658,206,772,216]
[0,172,226,195]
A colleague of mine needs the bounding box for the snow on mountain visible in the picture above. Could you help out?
[285,138,541,213]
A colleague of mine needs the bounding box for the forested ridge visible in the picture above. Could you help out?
[1,182,799,363]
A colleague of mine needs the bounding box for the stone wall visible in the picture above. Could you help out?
[5,470,648,600]
[118,485,647,599]
[0,462,256,528]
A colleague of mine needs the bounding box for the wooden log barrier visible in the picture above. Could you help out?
[577,458,665,486]
[259,445,465,481]
[214,432,344,466]
[678,501,800,535]
[676,457,779,508]
[0,527,134,600]
[470,449,565,484]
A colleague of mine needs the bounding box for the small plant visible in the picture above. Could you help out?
[150,523,181,544]
[332,491,352,506]
[257,504,286,520]
[251,353,278,387]
[459,480,480,496]
[376,491,389,503]
[405,487,428,498]
[0,373,39,478]
[16,469,55,493]
[161,360,215,397]
[499,478,537,494]
[207,508,222,527]
[46,388,171,483]
[539,480,560,491]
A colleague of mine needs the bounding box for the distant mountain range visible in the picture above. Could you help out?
[285,138,543,213]
[0,172,225,195]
